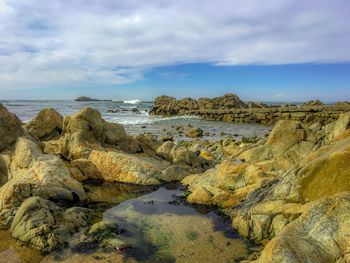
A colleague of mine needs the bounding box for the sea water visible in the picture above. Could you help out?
[1,100,271,141]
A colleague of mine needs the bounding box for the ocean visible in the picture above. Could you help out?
[1,100,272,141]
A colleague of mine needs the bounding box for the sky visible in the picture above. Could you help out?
[0,0,350,101]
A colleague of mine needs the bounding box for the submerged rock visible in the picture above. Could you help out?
[0,103,23,151]
[186,127,203,138]
[10,196,91,253]
[25,108,63,140]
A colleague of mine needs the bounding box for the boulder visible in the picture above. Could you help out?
[25,108,63,140]
[0,138,87,212]
[156,141,175,160]
[158,165,189,182]
[68,159,102,182]
[327,111,350,141]
[88,150,170,185]
[101,121,127,145]
[10,197,91,253]
[186,127,203,138]
[59,108,140,160]
[170,145,209,170]
[297,131,350,202]
[239,120,319,169]
[0,103,23,151]
[134,133,162,157]
[256,193,350,263]
[59,108,104,160]
[182,160,275,208]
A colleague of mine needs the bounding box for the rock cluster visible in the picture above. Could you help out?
[0,104,215,253]
[150,94,350,125]
[182,111,350,262]
[150,93,248,116]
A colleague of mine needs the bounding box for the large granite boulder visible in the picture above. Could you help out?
[25,108,63,140]
[256,193,350,263]
[170,145,210,171]
[182,160,276,208]
[59,108,138,160]
[59,108,104,160]
[0,103,23,151]
[156,141,175,160]
[134,133,162,157]
[10,197,91,253]
[88,150,170,185]
[239,120,320,169]
[0,138,87,213]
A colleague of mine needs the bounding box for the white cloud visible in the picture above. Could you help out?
[0,1,12,14]
[0,0,349,90]
[273,93,285,98]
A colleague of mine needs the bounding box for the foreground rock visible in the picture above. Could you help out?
[25,108,63,140]
[59,107,138,160]
[256,193,350,263]
[10,197,91,253]
[0,137,87,220]
[0,103,23,151]
[181,111,350,262]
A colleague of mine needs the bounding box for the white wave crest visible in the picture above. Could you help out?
[123,99,141,104]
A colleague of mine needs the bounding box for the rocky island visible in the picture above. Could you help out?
[75,96,112,102]
[150,93,350,124]
[0,100,350,262]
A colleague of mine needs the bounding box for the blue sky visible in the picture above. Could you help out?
[0,0,350,101]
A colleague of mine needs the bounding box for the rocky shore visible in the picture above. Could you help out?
[150,94,350,124]
[1,101,350,262]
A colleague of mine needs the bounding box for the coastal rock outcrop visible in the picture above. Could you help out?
[10,196,91,253]
[0,103,23,151]
[230,125,350,248]
[25,108,63,140]
[150,93,248,116]
[181,112,350,262]
[150,94,350,125]
[75,96,104,101]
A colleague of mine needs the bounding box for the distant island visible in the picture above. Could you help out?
[75,96,112,102]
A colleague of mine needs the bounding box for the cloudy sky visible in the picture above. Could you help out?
[0,0,349,101]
